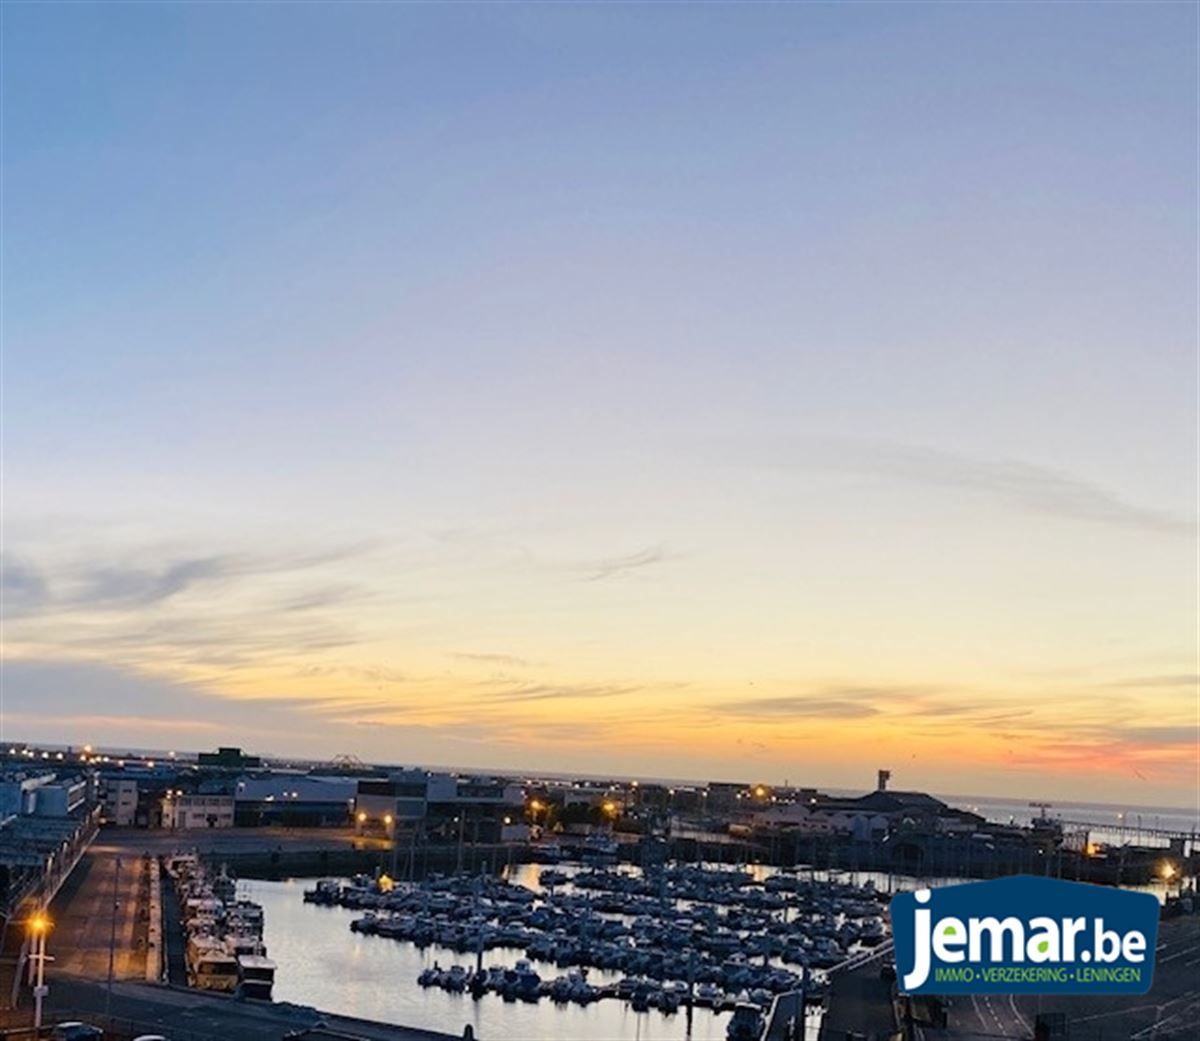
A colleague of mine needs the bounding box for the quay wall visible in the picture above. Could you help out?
[208,841,522,880]
[663,832,1188,886]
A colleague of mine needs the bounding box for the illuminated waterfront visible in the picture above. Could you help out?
[244,870,750,1041]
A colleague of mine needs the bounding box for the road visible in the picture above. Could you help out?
[46,977,458,1041]
[928,915,1200,1041]
[47,848,148,981]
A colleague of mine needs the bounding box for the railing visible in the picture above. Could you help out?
[2,1009,226,1041]
[827,938,894,977]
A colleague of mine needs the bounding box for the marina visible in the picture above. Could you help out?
[245,873,775,1041]
[237,860,897,1041]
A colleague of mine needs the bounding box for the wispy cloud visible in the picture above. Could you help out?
[1,540,388,671]
[713,695,880,720]
[478,681,641,704]
[0,554,49,611]
[789,439,1196,536]
[1,542,384,619]
[78,556,235,609]
[572,545,669,582]
[451,652,535,668]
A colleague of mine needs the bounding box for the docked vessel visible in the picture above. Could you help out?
[236,953,277,1000]
[186,935,239,992]
[168,854,274,998]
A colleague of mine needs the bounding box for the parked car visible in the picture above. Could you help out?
[51,1024,104,1041]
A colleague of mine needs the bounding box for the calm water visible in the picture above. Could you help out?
[945,796,1198,842]
[239,870,798,1041]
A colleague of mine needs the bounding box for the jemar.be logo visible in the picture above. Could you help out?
[890,876,1159,995]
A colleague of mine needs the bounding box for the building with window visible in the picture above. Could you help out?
[161,793,235,829]
[354,771,523,841]
[102,778,139,826]
[234,774,359,826]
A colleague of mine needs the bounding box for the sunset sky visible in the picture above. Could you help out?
[3,3,1196,807]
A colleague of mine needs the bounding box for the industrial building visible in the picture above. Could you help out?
[161,792,235,829]
[102,777,139,826]
[354,770,524,841]
[233,774,359,826]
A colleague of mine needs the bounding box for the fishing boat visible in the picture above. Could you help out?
[236,954,276,1000]
[186,935,239,992]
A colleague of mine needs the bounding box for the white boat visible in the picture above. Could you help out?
[237,953,276,1000]
[186,936,239,992]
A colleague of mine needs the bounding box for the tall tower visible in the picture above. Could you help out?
[876,769,890,792]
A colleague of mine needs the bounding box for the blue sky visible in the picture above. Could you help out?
[3,3,1196,804]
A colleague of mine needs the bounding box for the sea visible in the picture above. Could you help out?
[942,795,1198,847]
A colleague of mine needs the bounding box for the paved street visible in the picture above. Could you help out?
[929,915,1200,1041]
[41,826,391,987]
[46,978,458,1041]
[48,849,148,981]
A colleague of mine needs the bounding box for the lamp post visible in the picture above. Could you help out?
[384,814,397,880]
[106,857,121,1017]
[29,911,51,1033]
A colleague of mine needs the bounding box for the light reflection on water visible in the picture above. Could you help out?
[240,872,742,1041]
[239,858,1172,1040]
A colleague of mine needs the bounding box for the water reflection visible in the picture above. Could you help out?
[241,872,741,1041]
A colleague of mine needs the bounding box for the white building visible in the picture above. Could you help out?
[162,793,234,829]
[103,778,139,826]
[750,803,889,839]
[354,771,524,838]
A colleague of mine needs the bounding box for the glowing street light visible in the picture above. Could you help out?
[356,811,367,824]
[28,911,51,1030]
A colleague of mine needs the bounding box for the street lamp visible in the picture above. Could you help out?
[28,912,51,1031]
[1159,860,1179,891]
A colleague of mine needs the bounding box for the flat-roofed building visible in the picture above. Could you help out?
[162,793,234,829]
[354,771,523,841]
[234,774,359,826]
[102,778,138,826]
